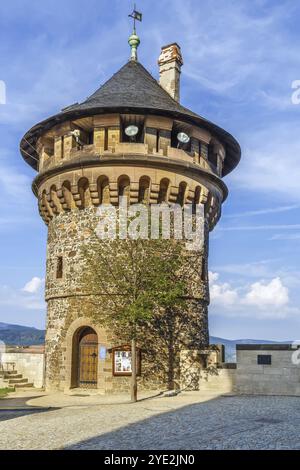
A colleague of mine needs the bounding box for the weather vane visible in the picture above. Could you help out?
[129,5,142,34]
[128,5,142,61]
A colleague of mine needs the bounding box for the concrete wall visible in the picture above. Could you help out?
[1,353,45,388]
[236,345,300,396]
[199,367,236,393]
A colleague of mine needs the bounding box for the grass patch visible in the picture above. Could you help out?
[0,388,14,399]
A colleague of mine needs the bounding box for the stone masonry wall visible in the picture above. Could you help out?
[236,348,300,396]
[45,207,210,392]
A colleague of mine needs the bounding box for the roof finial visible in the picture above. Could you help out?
[128,5,142,61]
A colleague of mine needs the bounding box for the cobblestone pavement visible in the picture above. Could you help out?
[0,392,300,450]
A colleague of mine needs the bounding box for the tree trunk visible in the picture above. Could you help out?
[167,343,175,391]
[131,337,137,403]
[167,310,175,391]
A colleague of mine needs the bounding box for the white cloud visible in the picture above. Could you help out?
[22,277,44,294]
[0,283,45,311]
[210,282,239,307]
[208,271,219,283]
[209,272,239,306]
[219,224,300,232]
[209,271,299,319]
[211,259,281,279]
[228,123,300,201]
[243,278,289,308]
[224,205,300,219]
[270,233,300,241]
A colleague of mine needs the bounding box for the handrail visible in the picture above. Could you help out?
[0,362,16,372]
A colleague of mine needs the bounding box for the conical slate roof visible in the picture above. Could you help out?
[67,61,200,116]
[20,60,241,175]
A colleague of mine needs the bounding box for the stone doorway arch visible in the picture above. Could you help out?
[72,326,98,389]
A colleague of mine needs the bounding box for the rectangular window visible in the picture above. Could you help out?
[200,142,209,160]
[61,136,64,159]
[257,355,271,365]
[56,256,63,279]
[104,128,108,151]
[88,131,94,145]
[201,258,207,282]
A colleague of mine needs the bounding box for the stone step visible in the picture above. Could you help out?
[8,378,28,385]
[4,374,22,380]
[13,383,34,389]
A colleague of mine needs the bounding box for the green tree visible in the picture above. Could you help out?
[82,233,188,402]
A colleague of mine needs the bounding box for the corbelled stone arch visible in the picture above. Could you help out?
[157,178,170,203]
[49,185,63,214]
[176,181,188,206]
[97,175,110,205]
[39,190,51,224]
[138,176,151,204]
[62,180,76,210]
[41,189,54,221]
[194,185,202,204]
[118,175,131,203]
[78,177,92,209]
[192,185,202,214]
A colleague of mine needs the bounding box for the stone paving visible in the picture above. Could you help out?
[0,391,300,450]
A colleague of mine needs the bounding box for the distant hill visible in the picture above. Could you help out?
[0,322,45,346]
[0,323,291,361]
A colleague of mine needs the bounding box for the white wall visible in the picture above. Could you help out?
[199,368,236,393]
[1,353,45,388]
[236,348,300,396]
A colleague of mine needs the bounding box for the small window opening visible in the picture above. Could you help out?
[104,128,109,151]
[87,131,94,145]
[56,256,63,279]
[208,144,218,169]
[257,355,272,365]
[201,258,207,282]
[200,142,209,160]
[61,136,65,159]
[156,129,160,153]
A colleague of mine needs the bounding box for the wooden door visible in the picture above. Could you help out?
[78,329,98,389]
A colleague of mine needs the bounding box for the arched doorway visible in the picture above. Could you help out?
[76,327,98,389]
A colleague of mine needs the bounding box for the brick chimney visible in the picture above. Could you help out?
[158,43,183,103]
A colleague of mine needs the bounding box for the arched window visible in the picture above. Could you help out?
[97,176,110,204]
[138,176,151,204]
[157,178,170,204]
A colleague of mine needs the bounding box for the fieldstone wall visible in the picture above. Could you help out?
[44,207,210,393]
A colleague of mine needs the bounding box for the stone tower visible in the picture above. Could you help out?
[20,33,241,392]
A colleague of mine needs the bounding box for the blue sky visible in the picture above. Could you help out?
[0,0,300,340]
